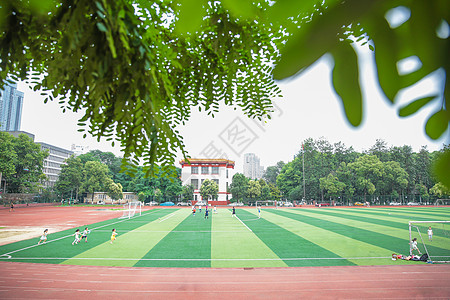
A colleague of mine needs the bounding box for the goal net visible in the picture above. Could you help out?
[435,199,450,207]
[119,201,142,219]
[409,221,450,263]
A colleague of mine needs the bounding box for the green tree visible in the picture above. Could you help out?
[154,188,163,203]
[276,159,302,200]
[0,132,17,190]
[430,182,450,198]
[6,134,48,193]
[54,155,83,201]
[268,182,282,201]
[230,173,249,203]
[246,180,261,203]
[319,173,346,201]
[381,161,409,200]
[258,179,271,201]
[105,178,123,204]
[81,161,110,204]
[348,155,384,202]
[182,184,194,202]
[200,179,218,204]
[263,161,285,185]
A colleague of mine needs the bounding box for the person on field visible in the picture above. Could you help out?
[205,207,209,219]
[9,201,14,212]
[411,237,421,255]
[213,206,217,214]
[110,228,118,244]
[38,229,48,245]
[232,206,236,217]
[427,227,433,241]
[81,227,90,243]
[192,207,196,216]
[258,206,261,218]
[72,229,81,245]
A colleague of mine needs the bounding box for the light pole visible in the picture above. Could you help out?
[302,143,306,201]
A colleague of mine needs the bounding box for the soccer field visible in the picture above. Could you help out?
[0,207,449,268]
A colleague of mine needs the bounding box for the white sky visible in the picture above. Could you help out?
[18,49,449,174]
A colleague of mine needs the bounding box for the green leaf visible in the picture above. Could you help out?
[433,149,450,189]
[222,0,256,19]
[425,110,449,140]
[96,22,108,33]
[371,17,401,102]
[331,43,362,127]
[274,0,374,80]
[175,0,207,35]
[398,96,436,117]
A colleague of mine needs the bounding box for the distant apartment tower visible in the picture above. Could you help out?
[37,142,74,188]
[71,144,90,156]
[243,153,264,180]
[180,158,235,205]
[0,82,24,131]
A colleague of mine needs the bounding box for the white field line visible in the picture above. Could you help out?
[158,211,178,223]
[0,256,397,261]
[91,230,239,233]
[234,215,252,232]
[0,209,165,257]
[239,218,260,221]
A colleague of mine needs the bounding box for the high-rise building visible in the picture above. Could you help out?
[243,153,264,180]
[0,82,24,131]
[71,144,90,156]
[37,142,74,188]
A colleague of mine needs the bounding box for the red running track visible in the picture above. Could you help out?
[0,262,449,299]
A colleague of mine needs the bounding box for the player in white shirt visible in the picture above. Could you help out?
[81,227,90,243]
[38,229,48,245]
[410,238,421,255]
[427,227,433,241]
[72,229,81,245]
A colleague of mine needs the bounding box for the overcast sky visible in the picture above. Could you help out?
[18,49,449,173]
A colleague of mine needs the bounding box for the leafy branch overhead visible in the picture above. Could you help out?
[0,0,282,177]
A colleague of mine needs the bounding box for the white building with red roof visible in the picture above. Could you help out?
[180,158,235,205]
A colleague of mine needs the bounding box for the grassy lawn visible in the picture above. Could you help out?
[0,207,448,268]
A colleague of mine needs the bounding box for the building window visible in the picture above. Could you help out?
[226,182,229,192]
[191,179,199,189]
[211,166,219,174]
[226,169,229,178]
[191,166,198,174]
[201,166,209,174]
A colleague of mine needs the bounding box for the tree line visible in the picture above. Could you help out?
[257,138,449,205]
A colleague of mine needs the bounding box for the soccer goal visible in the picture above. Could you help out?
[119,201,143,219]
[409,221,450,263]
[435,199,450,207]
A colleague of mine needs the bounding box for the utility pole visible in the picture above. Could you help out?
[302,144,306,200]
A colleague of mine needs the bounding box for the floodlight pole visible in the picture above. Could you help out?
[302,144,306,200]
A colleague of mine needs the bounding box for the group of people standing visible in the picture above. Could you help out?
[192,205,219,219]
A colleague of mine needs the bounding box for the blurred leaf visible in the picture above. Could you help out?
[433,149,450,189]
[331,43,362,127]
[274,0,374,80]
[398,96,436,117]
[425,110,449,140]
[175,0,207,34]
[222,0,256,19]
[371,17,401,102]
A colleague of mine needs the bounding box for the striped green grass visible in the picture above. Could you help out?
[0,207,448,268]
